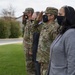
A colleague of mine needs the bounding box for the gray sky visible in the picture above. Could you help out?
[0,0,75,17]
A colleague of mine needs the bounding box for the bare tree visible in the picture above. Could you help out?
[1,5,15,20]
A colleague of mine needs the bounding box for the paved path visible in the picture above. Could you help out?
[0,38,23,45]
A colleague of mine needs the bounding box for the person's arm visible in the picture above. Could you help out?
[65,30,75,75]
[33,11,43,27]
[22,13,27,26]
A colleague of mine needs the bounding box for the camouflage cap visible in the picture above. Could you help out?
[45,7,58,15]
[24,7,34,13]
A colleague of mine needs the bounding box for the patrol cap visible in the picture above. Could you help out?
[44,7,58,15]
[24,8,34,14]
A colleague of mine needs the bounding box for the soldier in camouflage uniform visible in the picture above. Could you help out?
[22,8,35,75]
[31,12,43,62]
[31,12,43,75]
[36,7,59,75]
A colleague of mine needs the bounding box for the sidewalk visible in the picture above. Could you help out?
[0,38,23,45]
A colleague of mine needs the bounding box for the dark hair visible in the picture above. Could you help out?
[58,6,75,34]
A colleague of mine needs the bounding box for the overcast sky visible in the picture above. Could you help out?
[0,0,75,17]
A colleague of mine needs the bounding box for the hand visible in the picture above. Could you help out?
[36,11,43,21]
[22,13,25,19]
[38,60,44,64]
[28,51,33,56]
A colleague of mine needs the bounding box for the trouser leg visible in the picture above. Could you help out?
[34,61,41,75]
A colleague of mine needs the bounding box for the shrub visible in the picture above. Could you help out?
[9,21,22,38]
[0,19,10,38]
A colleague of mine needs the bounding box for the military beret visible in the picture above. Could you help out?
[45,7,58,15]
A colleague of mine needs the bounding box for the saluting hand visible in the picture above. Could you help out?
[36,11,43,21]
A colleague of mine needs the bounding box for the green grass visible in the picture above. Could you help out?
[0,44,26,75]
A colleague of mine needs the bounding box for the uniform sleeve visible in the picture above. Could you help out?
[33,20,39,27]
[22,15,27,26]
[31,20,40,33]
[65,31,75,75]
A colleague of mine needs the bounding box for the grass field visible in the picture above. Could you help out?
[0,44,26,75]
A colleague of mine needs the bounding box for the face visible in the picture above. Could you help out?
[26,11,32,17]
[45,13,53,21]
[58,8,65,16]
[57,7,66,25]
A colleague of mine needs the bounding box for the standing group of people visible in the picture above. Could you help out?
[22,5,75,75]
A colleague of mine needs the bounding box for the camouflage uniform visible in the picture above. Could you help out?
[31,20,43,75]
[30,20,43,47]
[36,7,58,75]
[32,20,43,34]
[23,8,35,75]
[31,20,43,61]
